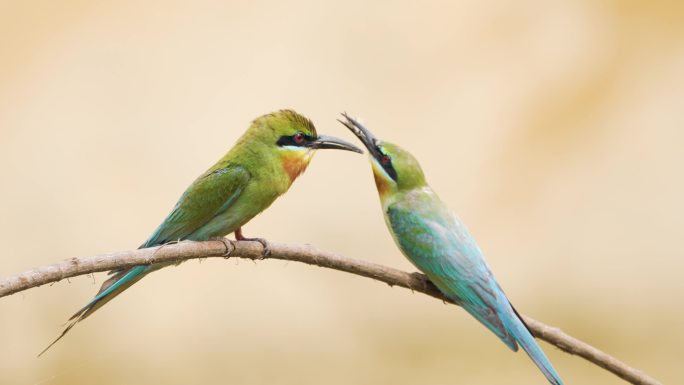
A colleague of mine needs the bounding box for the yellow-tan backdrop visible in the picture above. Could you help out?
[1,1,682,384]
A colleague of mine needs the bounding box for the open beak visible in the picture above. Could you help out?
[337,112,381,157]
[308,134,363,153]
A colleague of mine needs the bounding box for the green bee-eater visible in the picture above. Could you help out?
[340,113,562,385]
[40,109,362,355]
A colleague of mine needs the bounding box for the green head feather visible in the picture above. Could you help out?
[261,109,318,138]
[238,109,317,147]
[372,142,427,191]
[338,113,426,196]
[235,109,360,154]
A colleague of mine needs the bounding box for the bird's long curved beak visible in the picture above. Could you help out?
[308,135,363,153]
[337,112,380,157]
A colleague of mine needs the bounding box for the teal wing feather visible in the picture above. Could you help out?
[386,192,563,385]
[386,198,518,350]
[142,165,251,246]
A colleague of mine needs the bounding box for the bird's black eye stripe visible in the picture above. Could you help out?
[376,148,398,181]
[277,133,314,147]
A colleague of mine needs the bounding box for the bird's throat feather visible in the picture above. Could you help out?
[280,150,313,182]
[371,161,391,199]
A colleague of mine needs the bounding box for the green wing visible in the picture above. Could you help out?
[142,165,250,247]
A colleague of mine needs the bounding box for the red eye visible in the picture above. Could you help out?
[293,133,305,144]
[381,154,391,165]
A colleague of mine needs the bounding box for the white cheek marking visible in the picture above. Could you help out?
[280,145,307,152]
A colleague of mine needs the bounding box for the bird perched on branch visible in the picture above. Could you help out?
[339,113,563,385]
[40,109,362,355]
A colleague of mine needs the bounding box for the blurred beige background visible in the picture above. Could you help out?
[1,1,682,384]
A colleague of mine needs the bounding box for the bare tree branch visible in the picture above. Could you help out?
[0,240,662,385]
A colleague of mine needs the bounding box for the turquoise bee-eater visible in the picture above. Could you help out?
[40,109,362,355]
[339,113,563,385]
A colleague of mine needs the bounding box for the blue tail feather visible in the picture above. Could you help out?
[82,266,149,315]
[501,307,564,385]
[38,265,150,356]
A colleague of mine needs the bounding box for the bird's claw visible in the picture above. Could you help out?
[212,237,235,258]
[252,237,271,258]
[237,237,271,258]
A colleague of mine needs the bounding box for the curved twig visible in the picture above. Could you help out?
[0,240,662,385]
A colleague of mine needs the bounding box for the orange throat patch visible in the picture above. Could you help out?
[281,150,313,182]
[372,163,390,198]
